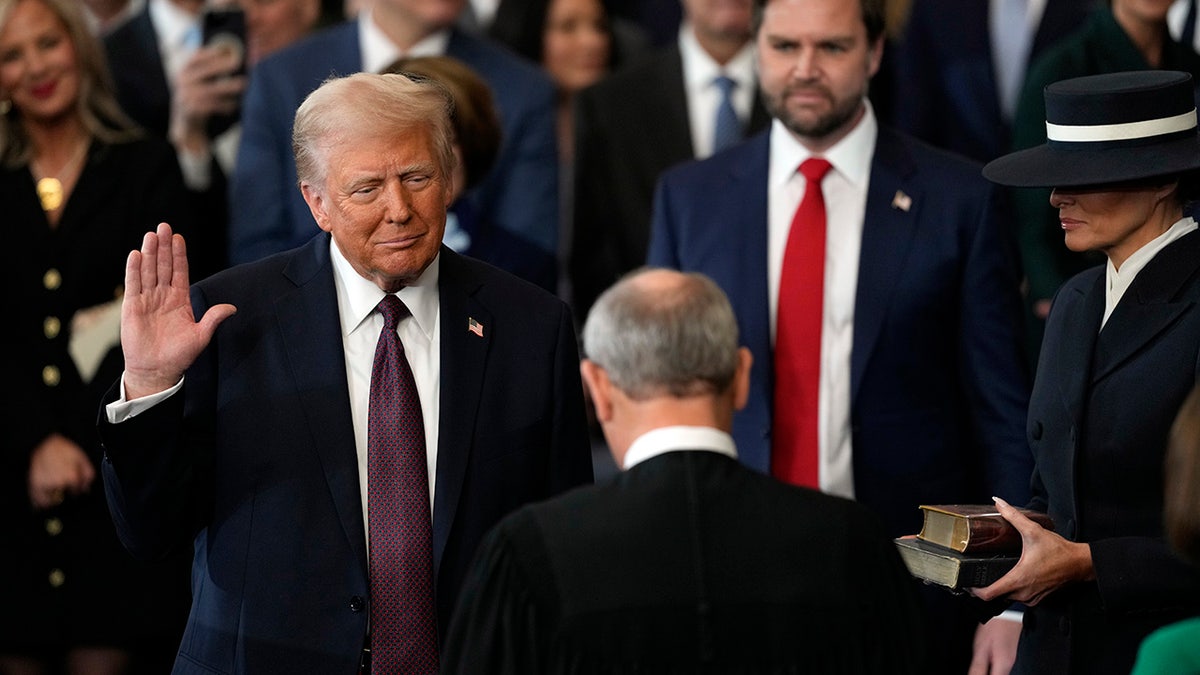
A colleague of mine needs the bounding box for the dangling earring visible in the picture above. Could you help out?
[0,100,11,115]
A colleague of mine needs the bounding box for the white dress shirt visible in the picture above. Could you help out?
[1103,216,1198,329]
[678,22,757,159]
[766,103,878,500]
[1169,0,1200,52]
[988,0,1048,120]
[148,0,201,87]
[466,0,500,29]
[623,426,738,470]
[331,241,442,534]
[359,8,452,75]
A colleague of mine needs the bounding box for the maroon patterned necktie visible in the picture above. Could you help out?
[368,295,439,674]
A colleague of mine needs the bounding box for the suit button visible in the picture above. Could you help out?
[1031,422,1043,440]
[48,569,65,588]
[350,596,365,613]
[45,518,63,536]
[44,316,61,339]
[43,268,61,290]
[1058,616,1070,636]
[42,365,60,387]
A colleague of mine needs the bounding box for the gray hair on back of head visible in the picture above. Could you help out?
[292,71,457,189]
[582,268,740,400]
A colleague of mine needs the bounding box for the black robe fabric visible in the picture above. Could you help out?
[443,450,927,674]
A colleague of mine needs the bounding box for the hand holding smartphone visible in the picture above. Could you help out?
[201,6,247,77]
[199,5,247,137]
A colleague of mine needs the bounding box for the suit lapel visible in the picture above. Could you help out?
[1093,232,1200,383]
[966,7,1004,132]
[1052,273,1104,431]
[851,129,921,402]
[432,250,491,574]
[747,86,771,136]
[125,10,172,135]
[656,47,696,160]
[729,135,773,472]
[276,238,368,572]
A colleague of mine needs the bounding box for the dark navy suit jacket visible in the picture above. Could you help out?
[99,237,592,674]
[571,45,771,316]
[230,22,559,290]
[104,7,172,137]
[887,0,1093,162]
[647,127,1033,538]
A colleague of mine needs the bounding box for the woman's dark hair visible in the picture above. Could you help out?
[381,56,502,190]
[487,0,550,64]
[487,0,622,71]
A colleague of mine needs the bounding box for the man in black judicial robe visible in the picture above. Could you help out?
[442,268,926,674]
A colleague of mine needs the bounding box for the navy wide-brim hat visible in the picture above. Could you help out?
[983,70,1200,188]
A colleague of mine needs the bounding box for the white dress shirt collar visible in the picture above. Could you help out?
[467,0,500,29]
[1103,216,1198,328]
[678,22,757,93]
[623,426,738,470]
[331,238,441,342]
[358,8,452,75]
[148,0,201,84]
[768,99,877,192]
[678,21,757,158]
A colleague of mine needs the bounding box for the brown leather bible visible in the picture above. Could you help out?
[917,504,1055,554]
[894,536,1019,590]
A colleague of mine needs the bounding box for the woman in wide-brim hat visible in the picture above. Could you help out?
[973,69,1200,675]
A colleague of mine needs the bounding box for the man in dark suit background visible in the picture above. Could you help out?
[103,0,242,277]
[887,0,1093,164]
[569,0,771,318]
[230,0,559,292]
[442,267,926,673]
[98,72,592,674]
[647,0,1034,671]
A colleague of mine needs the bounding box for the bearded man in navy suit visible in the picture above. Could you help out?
[647,0,1033,672]
[99,72,591,675]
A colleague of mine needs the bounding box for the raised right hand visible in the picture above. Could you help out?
[120,222,236,399]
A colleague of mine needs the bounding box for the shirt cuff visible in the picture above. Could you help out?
[177,146,213,191]
[105,373,184,423]
[996,609,1024,624]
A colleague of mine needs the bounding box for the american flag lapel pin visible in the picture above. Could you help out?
[892,190,912,212]
[468,317,484,338]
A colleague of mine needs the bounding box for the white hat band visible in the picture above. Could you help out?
[1046,109,1197,143]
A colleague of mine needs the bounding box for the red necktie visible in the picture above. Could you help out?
[368,295,439,674]
[771,157,832,489]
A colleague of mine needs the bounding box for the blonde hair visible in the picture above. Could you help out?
[292,72,457,189]
[0,0,139,167]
